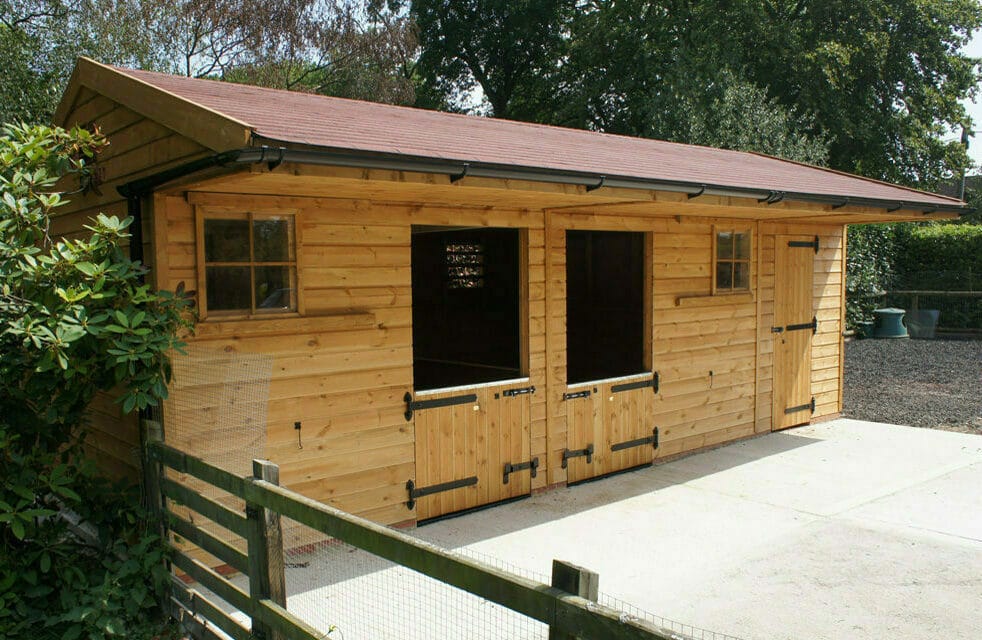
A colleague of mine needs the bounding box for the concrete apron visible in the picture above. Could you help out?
[415,419,982,640]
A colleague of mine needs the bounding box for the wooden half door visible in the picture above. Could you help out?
[772,235,817,430]
[410,381,534,521]
[563,376,657,484]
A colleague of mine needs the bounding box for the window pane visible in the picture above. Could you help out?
[206,266,250,311]
[735,232,751,259]
[734,261,750,289]
[255,266,296,311]
[205,219,249,262]
[716,231,733,259]
[716,261,733,290]
[254,217,293,262]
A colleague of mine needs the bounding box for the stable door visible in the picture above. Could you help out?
[408,381,534,521]
[772,235,817,430]
[563,376,657,484]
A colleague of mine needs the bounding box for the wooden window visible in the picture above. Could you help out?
[714,227,752,294]
[197,210,301,319]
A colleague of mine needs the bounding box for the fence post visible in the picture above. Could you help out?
[246,459,287,640]
[549,559,600,640]
[139,417,165,534]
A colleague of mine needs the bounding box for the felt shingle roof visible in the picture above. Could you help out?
[96,63,965,209]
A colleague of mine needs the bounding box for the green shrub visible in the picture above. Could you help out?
[894,223,982,290]
[0,123,191,639]
[845,223,900,328]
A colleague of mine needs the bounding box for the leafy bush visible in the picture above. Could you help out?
[845,223,901,328]
[894,223,982,290]
[0,123,191,639]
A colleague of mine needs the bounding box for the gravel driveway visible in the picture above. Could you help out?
[843,338,982,433]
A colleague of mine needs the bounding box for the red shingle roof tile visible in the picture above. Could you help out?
[113,66,962,208]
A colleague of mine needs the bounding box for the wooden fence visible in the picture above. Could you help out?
[142,424,676,640]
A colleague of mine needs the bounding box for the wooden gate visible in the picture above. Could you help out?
[772,235,817,430]
[563,375,657,484]
[408,381,534,520]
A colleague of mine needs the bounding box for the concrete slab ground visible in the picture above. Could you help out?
[411,419,982,640]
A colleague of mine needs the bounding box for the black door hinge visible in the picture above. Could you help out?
[784,397,816,415]
[502,457,539,484]
[611,376,658,394]
[611,427,659,452]
[561,444,594,468]
[404,391,478,421]
[788,236,819,253]
[406,476,478,510]
[785,316,818,334]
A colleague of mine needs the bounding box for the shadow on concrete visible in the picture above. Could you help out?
[412,429,823,547]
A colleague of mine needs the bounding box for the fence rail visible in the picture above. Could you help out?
[145,430,678,640]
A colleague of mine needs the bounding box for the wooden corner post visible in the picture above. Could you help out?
[549,559,600,640]
[139,418,165,532]
[246,459,287,640]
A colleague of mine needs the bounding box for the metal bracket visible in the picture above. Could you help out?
[502,385,536,397]
[784,397,816,415]
[406,476,478,510]
[611,376,658,394]
[758,190,786,205]
[585,175,606,192]
[561,444,594,469]
[886,201,904,213]
[831,198,850,210]
[785,316,818,334]
[404,391,478,421]
[788,236,820,253]
[611,427,659,452]
[503,457,539,484]
[687,184,707,199]
[563,390,592,400]
[771,326,784,334]
[450,163,470,183]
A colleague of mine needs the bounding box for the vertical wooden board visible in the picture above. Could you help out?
[486,389,503,505]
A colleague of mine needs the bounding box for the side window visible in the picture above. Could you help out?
[714,228,751,293]
[198,211,299,318]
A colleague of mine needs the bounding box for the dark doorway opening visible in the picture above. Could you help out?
[566,230,646,384]
[411,227,522,391]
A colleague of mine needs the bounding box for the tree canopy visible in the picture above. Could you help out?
[412,0,982,185]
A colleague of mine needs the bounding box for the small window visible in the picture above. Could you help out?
[198,211,299,318]
[714,228,751,293]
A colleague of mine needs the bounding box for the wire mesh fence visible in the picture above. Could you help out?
[882,290,982,331]
[277,518,549,640]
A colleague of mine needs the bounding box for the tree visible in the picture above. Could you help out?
[411,0,575,116]
[412,0,982,183]
[0,123,189,637]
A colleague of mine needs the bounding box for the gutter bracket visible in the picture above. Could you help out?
[687,184,707,199]
[267,147,286,171]
[886,201,904,213]
[585,175,606,192]
[922,208,936,216]
[831,198,850,210]
[757,191,785,205]
[449,163,470,183]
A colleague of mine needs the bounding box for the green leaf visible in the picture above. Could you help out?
[10,519,24,540]
[74,262,99,276]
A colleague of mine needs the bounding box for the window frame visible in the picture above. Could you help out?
[712,225,753,295]
[195,207,304,321]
